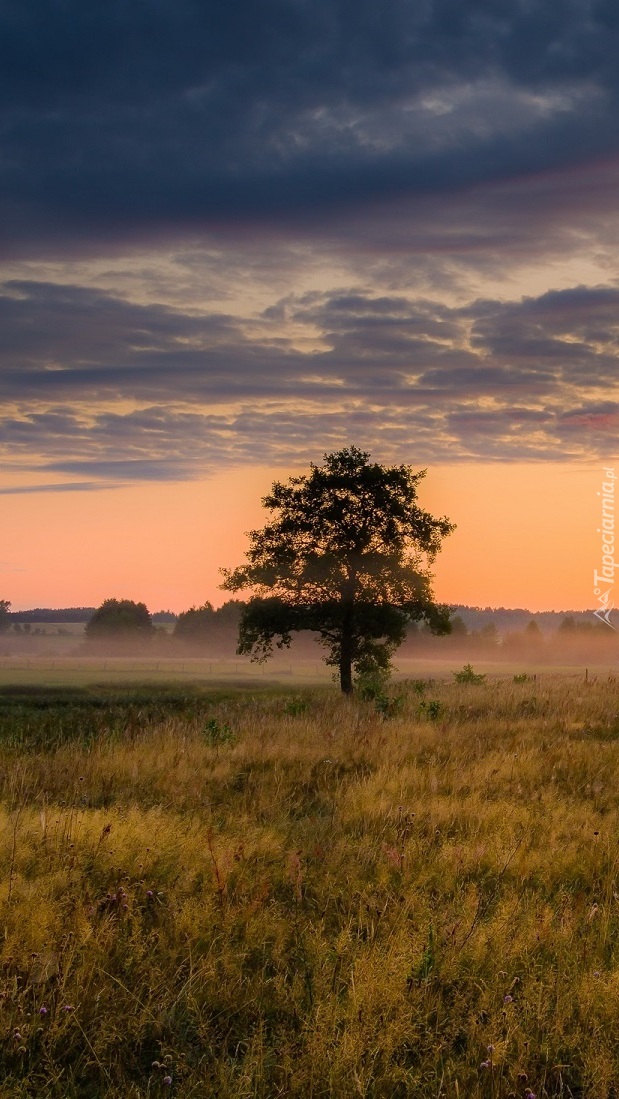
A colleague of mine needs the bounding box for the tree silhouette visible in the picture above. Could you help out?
[173,602,216,643]
[221,447,454,693]
[85,599,153,643]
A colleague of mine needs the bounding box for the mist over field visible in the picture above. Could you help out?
[1,603,617,670]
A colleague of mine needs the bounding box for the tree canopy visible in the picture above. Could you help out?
[85,598,153,642]
[173,602,216,642]
[221,446,454,692]
[173,601,244,647]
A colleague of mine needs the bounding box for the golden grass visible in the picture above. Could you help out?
[2,673,619,1096]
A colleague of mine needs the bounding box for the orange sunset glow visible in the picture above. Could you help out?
[0,462,605,613]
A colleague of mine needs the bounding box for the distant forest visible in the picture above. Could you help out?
[9,607,176,623]
[1,600,615,665]
[6,605,604,634]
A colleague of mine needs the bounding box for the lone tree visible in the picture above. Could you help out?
[221,447,454,693]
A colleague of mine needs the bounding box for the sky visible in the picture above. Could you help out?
[1,0,618,612]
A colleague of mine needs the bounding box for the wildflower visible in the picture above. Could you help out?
[163,1076,172,1085]
[146,889,154,898]
[486,1044,495,1053]
[480,1060,490,1069]
[61,1005,74,1012]
[38,1006,48,1016]
[13,1030,22,1040]
[503,994,513,1004]
[524,1091,536,1099]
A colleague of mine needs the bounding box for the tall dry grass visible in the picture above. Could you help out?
[1,672,619,1097]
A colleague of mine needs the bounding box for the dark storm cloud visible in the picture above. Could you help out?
[1,0,619,251]
[0,279,617,482]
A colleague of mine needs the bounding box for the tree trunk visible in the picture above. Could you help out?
[339,610,354,694]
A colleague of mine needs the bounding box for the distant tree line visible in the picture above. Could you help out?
[9,606,97,623]
[445,606,604,634]
[0,599,613,644]
[79,598,244,654]
[5,606,176,624]
[401,612,617,662]
[48,597,619,665]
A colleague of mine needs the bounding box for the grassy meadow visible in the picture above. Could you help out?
[2,670,619,1096]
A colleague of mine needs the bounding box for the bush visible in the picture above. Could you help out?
[419,699,442,720]
[453,663,486,684]
[201,717,235,746]
[373,691,404,719]
[284,698,309,716]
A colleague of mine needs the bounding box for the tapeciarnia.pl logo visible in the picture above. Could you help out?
[593,466,617,629]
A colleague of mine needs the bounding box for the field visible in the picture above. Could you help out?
[2,668,619,1097]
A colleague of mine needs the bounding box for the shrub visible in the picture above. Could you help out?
[453,663,486,684]
[201,717,235,746]
[419,699,442,720]
[284,698,309,716]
